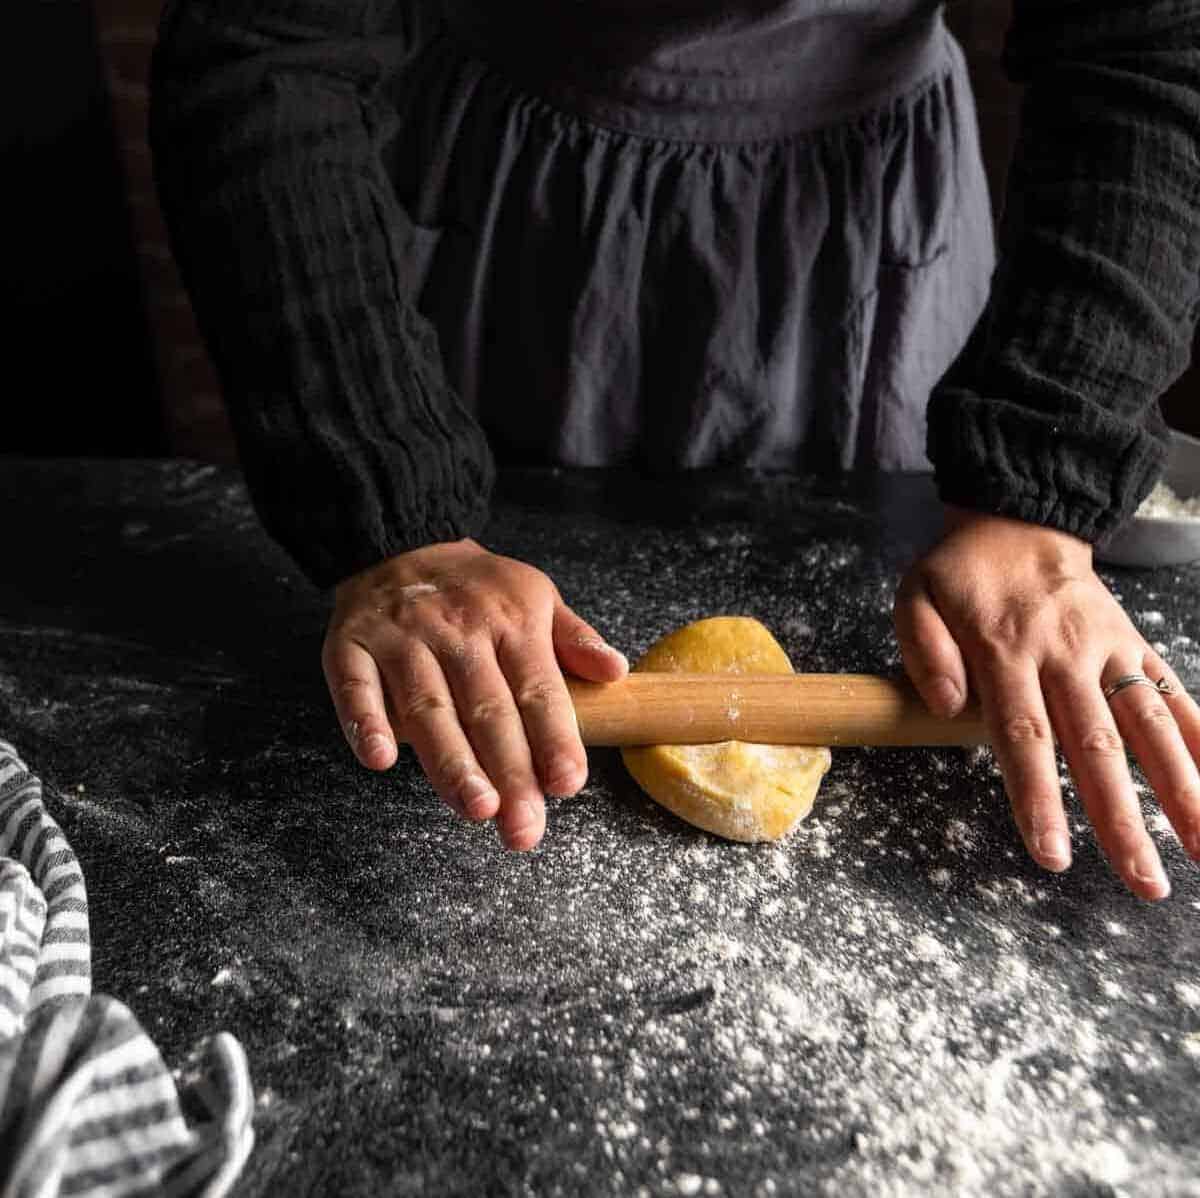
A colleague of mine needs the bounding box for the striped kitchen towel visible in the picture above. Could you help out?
[0,740,254,1197]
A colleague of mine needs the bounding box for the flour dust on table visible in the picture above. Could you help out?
[458,746,1200,1198]
[4,463,1200,1196]
[306,744,1200,1198]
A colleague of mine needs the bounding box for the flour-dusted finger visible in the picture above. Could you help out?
[893,572,968,718]
[491,790,548,853]
[435,634,546,851]
[382,642,498,822]
[552,602,628,682]
[497,628,587,797]
[1145,649,1200,780]
[977,653,1071,873]
[1130,651,1200,861]
[1043,664,1168,901]
[321,635,398,770]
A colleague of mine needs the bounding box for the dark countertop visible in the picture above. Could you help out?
[2,459,1199,1197]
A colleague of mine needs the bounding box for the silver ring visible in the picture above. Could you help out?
[1103,674,1176,702]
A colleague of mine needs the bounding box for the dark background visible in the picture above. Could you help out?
[6,1,1198,461]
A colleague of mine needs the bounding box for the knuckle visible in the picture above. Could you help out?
[981,609,1030,654]
[1000,714,1051,745]
[434,635,484,674]
[1132,701,1175,732]
[1056,609,1089,655]
[464,696,511,729]
[978,592,1071,657]
[431,752,475,789]
[334,677,374,703]
[432,597,479,633]
[1104,815,1143,845]
[515,677,561,712]
[497,600,542,636]
[1079,726,1125,757]
[400,690,451,726]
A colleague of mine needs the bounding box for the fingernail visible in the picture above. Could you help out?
[929,676,963,716]
[598,644,629,670]
[362,733,392,761]
[579,637,628,668]
[460,776,496,819]
[508,797,543,831]
[545,757,584,796]
[502,798,543,849]
[1130,853,1170,897]
[1036,831,1071,871]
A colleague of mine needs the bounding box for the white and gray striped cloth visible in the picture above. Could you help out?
[0,740,254,1196]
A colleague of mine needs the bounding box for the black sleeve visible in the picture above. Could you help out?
[148,0,495,589]
[927,0,1200,542]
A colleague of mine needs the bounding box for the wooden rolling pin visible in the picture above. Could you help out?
[567,673,988,747]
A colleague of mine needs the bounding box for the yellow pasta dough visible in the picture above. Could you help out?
[621,617,831,842]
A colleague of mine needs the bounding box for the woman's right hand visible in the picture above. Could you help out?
[321,539,628,850]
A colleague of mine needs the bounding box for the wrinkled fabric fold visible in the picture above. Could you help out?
[390,7,995,473]
[150,0,496,590]
[928,0,1200,542]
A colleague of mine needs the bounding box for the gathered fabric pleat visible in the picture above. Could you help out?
[373,0,997,473]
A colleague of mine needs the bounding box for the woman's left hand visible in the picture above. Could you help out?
[894,505,1200,901]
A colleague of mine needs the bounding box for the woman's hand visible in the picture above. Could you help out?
[895,506,1200,901]
[322,539,628,850]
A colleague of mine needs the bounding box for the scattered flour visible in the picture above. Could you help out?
[416,750,1200,1198]
[64,488,1197,1198]
[1175,982,1200,1010]
[944,819,978,854]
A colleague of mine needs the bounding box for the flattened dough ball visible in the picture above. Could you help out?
[621,617,831,842]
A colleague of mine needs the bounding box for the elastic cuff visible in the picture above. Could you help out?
[927,386,1169,545]
[305,477,495,590]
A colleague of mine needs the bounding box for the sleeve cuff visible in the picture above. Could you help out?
[258,443,496,591]
[927,384,1170,544]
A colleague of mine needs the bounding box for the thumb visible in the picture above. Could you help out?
[894,571,969,719]
[552,603,629,682]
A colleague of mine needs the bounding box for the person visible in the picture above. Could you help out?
[149,0,1200,901]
